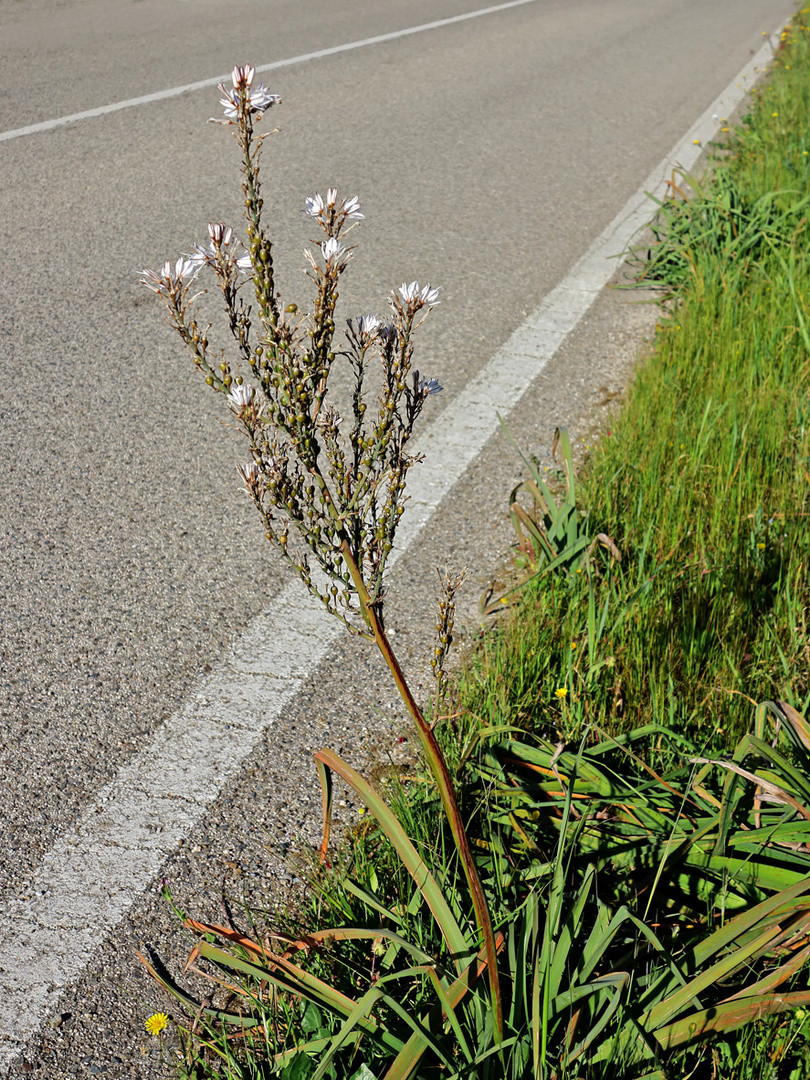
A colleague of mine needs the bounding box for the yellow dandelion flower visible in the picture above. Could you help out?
[145,1013,169,1037]
[693,139,701,145]
[757,542,766,551]
[571,641,578,650]
[772,112,779,118]
[555,688,568,700]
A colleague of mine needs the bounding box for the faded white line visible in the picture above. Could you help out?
[0,0,540,143]
[0,24,786,1072]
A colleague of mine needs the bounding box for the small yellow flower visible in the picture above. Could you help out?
[757,542,766,550]
[555,688,568,700]
[145,1013,169,1037]
[693,139,701,145]
[772,112,779,118]
[571,641,578,650]
[721,127,729,132]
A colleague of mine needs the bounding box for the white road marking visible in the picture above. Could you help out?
[0,0,541,143]
[0,23,787,1072]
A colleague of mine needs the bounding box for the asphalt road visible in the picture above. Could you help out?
[0,0,796,1074]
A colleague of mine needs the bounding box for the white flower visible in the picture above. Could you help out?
[187,223,235,268]
[321,237,351,270]
[398,281,440,309]
[399,281,420,304]
[248,85,281,114]
[305,190,363,222]
[231,65,256,90]
[305,193,325,218]
[341,195,364,219]
[356,314,382,337]
[208,223,233,246]
[238,461,261,488]
[186,224,254,275]
[217,66,280,121]
[219,87,242,121]
[419,377,443,396]
[227,383,254,408]
[139,257,199,295]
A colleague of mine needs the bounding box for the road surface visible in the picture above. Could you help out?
[0,0,795,1073]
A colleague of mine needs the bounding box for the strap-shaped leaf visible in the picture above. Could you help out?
[315,749,470,970]
[654,988,810,1051]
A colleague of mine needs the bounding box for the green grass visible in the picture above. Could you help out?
[458,17,810,753]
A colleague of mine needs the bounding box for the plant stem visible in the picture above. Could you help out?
[340,537,504,1043]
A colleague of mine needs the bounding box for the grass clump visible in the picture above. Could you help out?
[461,15,810,751]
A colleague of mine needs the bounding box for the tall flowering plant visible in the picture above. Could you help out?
[141,63,503,1052]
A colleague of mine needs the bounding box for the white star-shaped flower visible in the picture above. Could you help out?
[397,281,440,308]
[217,66,280,121]
[238,461,261,488]
[321,237,351,270]
[419,377,443,396]
[227,383,255,408]
[139,257,199,295]
[341,195,364,219]
[305,193,325,218]
[356,314,382,338]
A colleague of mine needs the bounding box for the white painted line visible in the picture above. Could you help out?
[0,0,540,143]
[0,21,788,1072]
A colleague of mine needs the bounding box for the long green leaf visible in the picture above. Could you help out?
[315,749,470,970]
[654,989,810,1050]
